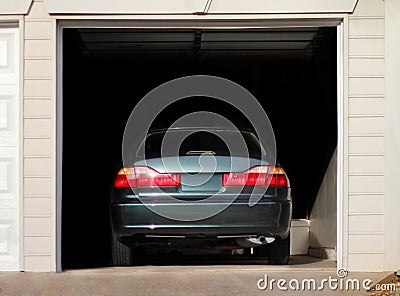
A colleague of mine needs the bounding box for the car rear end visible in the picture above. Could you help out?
[110,129,292,265]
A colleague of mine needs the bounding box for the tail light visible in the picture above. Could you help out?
[114,166,181,188]
[222,165,288,187]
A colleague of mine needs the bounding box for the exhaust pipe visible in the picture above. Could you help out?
[235,236,275,248]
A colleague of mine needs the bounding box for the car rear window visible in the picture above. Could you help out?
[139,130,265,159]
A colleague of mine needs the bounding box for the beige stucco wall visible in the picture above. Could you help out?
[16,0,399,272]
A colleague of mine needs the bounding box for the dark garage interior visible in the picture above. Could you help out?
[62,27,337,268]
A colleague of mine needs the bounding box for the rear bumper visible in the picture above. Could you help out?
[111,200,292,239]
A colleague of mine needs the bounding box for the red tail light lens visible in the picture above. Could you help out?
[114,168,136,188]
[114,166,181,188]
[222,166,288,187]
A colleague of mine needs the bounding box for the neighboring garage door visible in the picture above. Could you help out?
[0,27,20,271]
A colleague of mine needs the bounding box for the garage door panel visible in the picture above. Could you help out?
[0,199,18,271]
[0,93,17,137]
[0,98,10,130]
[0,221,18,265]
[0,27,20,271]
[0,158,14,193]
[0,33,17,76]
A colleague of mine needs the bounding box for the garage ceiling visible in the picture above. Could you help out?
[76,28,326,56]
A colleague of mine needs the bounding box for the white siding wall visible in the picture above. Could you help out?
[23,0,54,271]
[347,0,385,271]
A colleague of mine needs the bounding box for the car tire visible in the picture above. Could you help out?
[268,234,290,265]
[112,235,133,266]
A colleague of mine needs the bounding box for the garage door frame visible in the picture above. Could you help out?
[55,16,348,272]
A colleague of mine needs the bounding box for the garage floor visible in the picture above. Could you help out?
[0,256,389,296]
[72,255,337,271]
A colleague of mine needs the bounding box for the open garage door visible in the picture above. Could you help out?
[61,27,337,269]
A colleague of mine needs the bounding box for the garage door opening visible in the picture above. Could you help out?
[61,27,338,269]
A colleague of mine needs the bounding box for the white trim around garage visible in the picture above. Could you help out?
[336,19,347,271]
[43,0,357,15]
[0,0,32,15]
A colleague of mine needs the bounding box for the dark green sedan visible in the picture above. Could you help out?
[111,128,292,265]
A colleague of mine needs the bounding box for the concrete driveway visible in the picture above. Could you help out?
[0,256,390,295]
